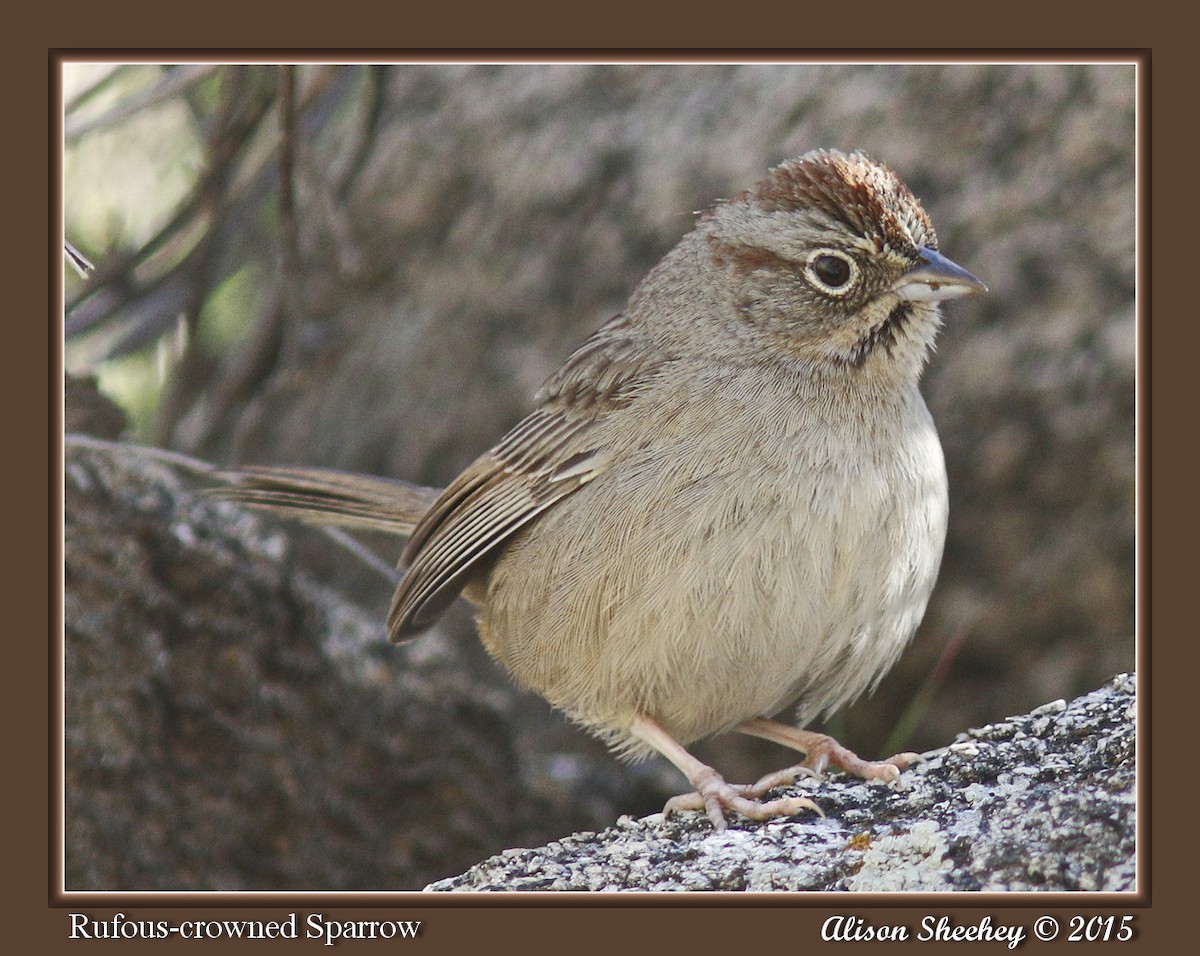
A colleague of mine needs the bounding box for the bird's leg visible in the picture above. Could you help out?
[628,715,821,831]
[737,717,921,792]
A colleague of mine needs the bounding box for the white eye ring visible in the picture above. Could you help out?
[804,249,858,296]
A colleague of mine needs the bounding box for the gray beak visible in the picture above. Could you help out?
[893,247,987,303]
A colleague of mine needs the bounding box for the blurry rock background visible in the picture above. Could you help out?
[63,62,1136,889]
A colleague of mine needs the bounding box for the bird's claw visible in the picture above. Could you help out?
[663,773,823,830]
[798,735,921,783]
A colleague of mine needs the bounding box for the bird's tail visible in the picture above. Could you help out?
[214,465,439,537]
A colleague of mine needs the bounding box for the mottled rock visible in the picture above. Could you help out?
[64,436,665,890]
[427,675,1135,892]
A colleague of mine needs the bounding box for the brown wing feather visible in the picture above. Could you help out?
[386,312,669,642]
[387,410,607,639]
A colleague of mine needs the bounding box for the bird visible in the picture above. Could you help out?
[219,149,986,830]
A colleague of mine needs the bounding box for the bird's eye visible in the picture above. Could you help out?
[805,250,857,295]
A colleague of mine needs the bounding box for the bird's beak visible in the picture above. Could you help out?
[893,247,987,303]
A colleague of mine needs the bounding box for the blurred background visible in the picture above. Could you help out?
[63,62,1136,890]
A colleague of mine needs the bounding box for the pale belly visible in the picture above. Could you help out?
[477,384,948,756]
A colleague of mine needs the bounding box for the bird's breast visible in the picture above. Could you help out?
[478,371,948,750]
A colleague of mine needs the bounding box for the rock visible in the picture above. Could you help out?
[426,675,1135,892]
[63,435,665,891]
[66,373,127,439]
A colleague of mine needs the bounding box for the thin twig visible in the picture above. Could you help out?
[64,433,217,475]
[64,241,94,278]
[277,65,300,282]
[882,624,972,758]
[64,64,222,143]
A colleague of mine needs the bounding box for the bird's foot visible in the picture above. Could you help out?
[744,763,821,795]
[662,766,822,831]
[798,733,921,782]
[737,718,921,783]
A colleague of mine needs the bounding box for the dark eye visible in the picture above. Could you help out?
[804,250,858,295]
[813,255,850,286]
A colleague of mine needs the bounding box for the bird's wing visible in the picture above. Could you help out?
[387,313,668,641]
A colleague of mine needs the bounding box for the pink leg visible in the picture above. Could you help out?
[628,716,821,831]
[737,717,920,789]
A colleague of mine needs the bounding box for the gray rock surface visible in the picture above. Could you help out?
[63,435,668,891]
[426,674,1136,892]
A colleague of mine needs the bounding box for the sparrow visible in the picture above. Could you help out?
[220,149,985,830]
